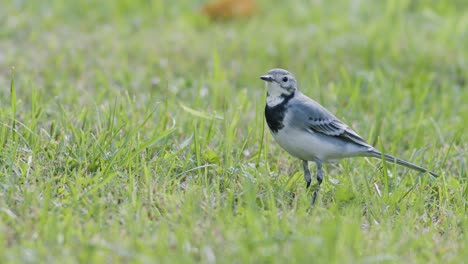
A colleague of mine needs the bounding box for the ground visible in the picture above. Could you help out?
[0,0,467,263]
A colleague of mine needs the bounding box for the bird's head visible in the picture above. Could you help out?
[260,68,298,97]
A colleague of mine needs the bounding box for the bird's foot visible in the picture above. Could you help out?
[308,182,321,205]
[312,189,319,205]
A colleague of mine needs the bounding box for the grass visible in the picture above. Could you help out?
[0,0,467,262]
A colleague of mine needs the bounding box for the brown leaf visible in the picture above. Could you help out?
[202,0,256,20]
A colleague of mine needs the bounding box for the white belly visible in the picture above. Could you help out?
[271,126,365,162]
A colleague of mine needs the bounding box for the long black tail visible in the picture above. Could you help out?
[368,150,438,177]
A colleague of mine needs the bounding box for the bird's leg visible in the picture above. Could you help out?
[302,160,312,188]
[312,160,324,204]
[316,160,323,185]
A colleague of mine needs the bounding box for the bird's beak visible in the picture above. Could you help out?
[260,75,273,82]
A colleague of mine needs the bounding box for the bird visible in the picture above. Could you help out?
[260,68,438,203]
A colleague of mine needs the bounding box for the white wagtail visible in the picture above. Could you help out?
[260,68,437,202]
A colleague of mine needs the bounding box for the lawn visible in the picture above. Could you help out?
[0,0,467,263]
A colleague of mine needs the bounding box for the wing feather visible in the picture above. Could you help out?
[289,94,371,148]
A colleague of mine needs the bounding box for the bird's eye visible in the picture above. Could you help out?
[282,77,288,82]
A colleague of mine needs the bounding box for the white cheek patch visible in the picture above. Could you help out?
[265,82,291,107]
[265,82,284,98]
[266,96,285,107]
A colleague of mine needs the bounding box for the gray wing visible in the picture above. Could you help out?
[289,94,372,148]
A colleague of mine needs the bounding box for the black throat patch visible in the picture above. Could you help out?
[265,92,294,133]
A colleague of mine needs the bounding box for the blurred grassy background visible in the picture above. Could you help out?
[0,0,467,263]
